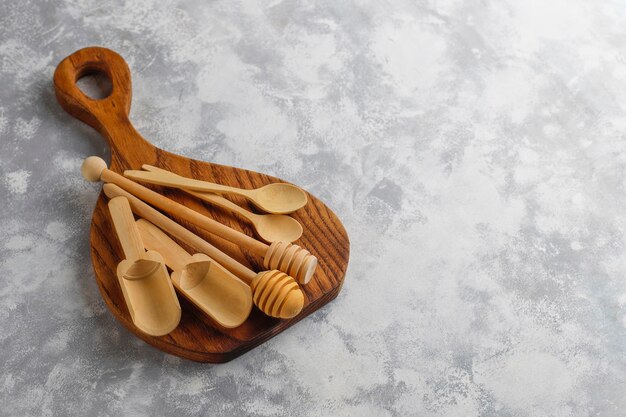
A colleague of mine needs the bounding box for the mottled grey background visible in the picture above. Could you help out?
[1,0,626,416]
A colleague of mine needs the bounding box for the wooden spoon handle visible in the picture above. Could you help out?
[107,196,145,261]
[125,170,251,198]
[103,183,257,284]
[192,193,255,219]
[135,219,191,271]
[53,47,150,153]
[142,165,256,220]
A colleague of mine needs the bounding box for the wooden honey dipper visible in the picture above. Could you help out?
[82,156,317,284]
[102,183,306,319]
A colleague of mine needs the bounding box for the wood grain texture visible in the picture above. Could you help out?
[53,46,350,362]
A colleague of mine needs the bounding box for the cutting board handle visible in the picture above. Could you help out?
[53,46,150,153]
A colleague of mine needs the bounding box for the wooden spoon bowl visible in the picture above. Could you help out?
[254,214,303,244]
[252,183,308,214]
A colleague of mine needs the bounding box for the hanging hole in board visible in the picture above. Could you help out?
[76,70,113,100]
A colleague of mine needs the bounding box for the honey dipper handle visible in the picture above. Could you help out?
[135,219,191,272]
[107,196,145,262]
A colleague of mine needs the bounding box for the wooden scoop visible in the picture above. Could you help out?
[54,46,349,362]
[107,196,181,336]
[82,156,317,285]
[104,184,305,319]
[135,219,252,328]
[141,165,303,243]
[125,169,307,214]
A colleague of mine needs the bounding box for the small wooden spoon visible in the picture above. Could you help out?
[124,169,308,214]
[141,165,303,243]
[135,219,252,328]
[108,196,181,336]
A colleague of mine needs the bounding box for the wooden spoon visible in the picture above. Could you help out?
[82,156,317,285]
[141,165,303,243]
[104,183,306,319]
[135,219,252,328]
[124,169,307,214]
[107,196,181,336]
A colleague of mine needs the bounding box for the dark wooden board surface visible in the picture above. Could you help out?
[53,46,350,362]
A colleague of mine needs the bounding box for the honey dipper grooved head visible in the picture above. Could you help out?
[251,270,304,319]
[264,242,318,285]
[81,156,108,182]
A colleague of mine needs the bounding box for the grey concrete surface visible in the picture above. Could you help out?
[1,0,626,416]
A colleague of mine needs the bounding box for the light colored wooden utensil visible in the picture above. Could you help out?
[124,168,308,214]
[141,165,303,243]
[103,183,305,319]
[82,156,317,284]
[135,219,252,328]
[107,196,181,336]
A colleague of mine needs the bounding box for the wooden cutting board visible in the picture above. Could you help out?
[53,46,350,362]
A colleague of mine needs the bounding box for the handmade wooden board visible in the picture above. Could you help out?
[54,46,350,362]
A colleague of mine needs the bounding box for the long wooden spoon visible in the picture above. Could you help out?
[124,169,307,214]
[108,196,181,336]
[135,219,252,328]
[141,165,303,243]
[82,156,317,284]
[103,183,305,319]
